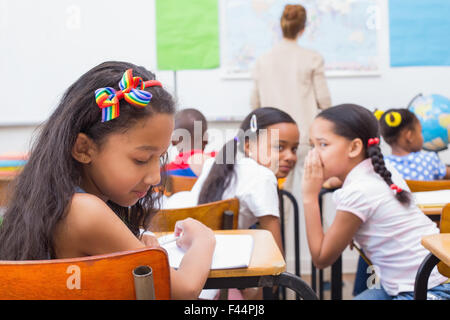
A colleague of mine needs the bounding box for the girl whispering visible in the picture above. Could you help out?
[0,61,215,300]
[302,104,449,300]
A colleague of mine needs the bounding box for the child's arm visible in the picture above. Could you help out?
[169,218,216,300]
[302,150,362,269]
[445,165,450,179]
[258,215,284,255]
[57,194,215,299]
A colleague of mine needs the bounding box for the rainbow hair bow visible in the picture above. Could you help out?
[95,69,162,122]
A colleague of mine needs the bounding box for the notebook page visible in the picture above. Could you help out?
[159,234,254,270]
[412,190,450,206]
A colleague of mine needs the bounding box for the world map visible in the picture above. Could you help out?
[222,0,380,78]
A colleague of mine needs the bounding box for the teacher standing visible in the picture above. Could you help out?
[251,4,331,149]
[250,3,332,237]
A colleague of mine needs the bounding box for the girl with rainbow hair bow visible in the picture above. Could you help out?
[0,61,216,300]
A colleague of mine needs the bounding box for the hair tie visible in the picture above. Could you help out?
[250,114,258,133]
[385,111,402,127]
[373,109,385,121]
[367,137,380,147]
[390,184,402,194]
[95,69,163,122]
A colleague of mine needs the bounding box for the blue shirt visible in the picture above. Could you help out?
[385,151,447,181]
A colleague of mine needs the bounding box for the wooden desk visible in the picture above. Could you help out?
[156,229,318,300]
[419,205,444,222]
[414,233,450,300]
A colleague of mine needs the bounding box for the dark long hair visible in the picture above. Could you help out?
[0,61,175,260]
[317,104,411,206]
[198,107,296,204]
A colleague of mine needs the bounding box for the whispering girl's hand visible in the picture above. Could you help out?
[302,149,325,203]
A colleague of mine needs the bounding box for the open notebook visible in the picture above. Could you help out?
[413,190,450,207]
[158,233,254,270]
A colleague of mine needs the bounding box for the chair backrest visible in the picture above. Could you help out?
[149,198,239,232]
[438,203,450,277]
[0,248,171,300]
[405,179,450,192]
[164,175,198,196]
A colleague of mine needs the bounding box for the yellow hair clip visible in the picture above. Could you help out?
[385,111,402,127]
[373,109,385,121]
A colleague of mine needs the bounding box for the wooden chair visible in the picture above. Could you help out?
[149,198,239,232]
[0,247,171,300]
[164,175,198,196]
[405,179,450,192]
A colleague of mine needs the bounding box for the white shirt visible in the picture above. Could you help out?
[190,157,280,229]
[333,159,447,296]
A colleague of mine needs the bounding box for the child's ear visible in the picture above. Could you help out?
[404,129,414,144]
[72,133,96,164]
[348,138,364,159]
[243,139,250,157]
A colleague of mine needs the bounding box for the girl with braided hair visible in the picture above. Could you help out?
[302,104,449,300]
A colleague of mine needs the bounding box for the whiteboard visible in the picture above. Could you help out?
[0,0,168,125]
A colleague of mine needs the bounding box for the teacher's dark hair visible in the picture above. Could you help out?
[317,104,411,206]
[198,107,296,204]
[0,61,175,260]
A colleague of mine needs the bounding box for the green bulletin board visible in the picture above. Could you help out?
[155,0,220,70]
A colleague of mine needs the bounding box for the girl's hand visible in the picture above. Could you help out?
[302,149,325,202]
[174,218,215,251]
[141,233,160,248]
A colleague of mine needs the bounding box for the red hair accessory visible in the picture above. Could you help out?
[368,137,380,147]
[390,184,402,193]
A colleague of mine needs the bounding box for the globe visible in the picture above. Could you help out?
[409,94,450,152]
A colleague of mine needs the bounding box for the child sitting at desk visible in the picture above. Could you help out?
[192,107,300,252]
[0,61,216,300]
[378,108,449,180]
[302,104,449,300]
[190,107,300,300]
[165,108,215,177]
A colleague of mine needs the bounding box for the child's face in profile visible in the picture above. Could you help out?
[83,113,174,206]
[309,117,356,181]
[248,122,299,178]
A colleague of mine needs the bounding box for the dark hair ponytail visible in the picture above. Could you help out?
[198,107,296,204]
[318,104,411,207]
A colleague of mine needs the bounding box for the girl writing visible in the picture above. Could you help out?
[0,61,216,300]
[302,104,449,300]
